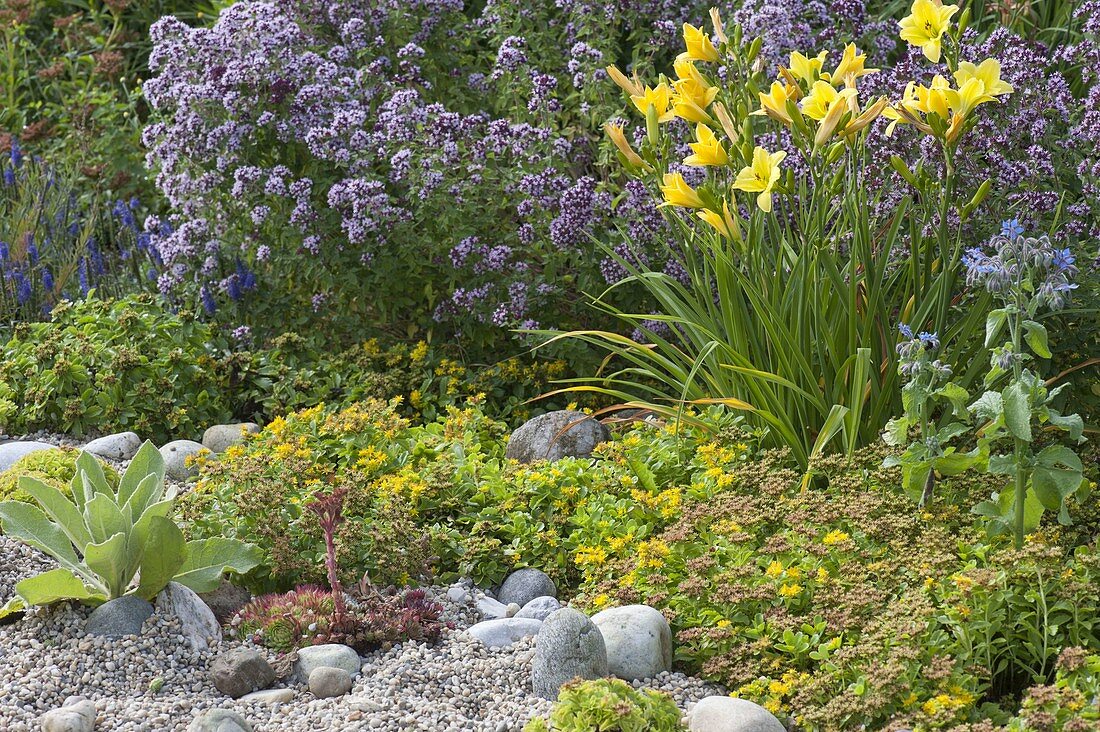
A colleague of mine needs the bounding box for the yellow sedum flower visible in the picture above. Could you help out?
[822,529,850,545]
[898,0,959,63]
[778,582,802,598]
[679,23,719,63]
[733,146,786,213]
[630,83,676,122]
[659,172,706,209]
[684,123,728,166]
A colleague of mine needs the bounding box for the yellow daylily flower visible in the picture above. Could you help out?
[679,23,719,63]
[672,61,718,122]
[697,199,740,240]
[660,172,706,208]
[832,44,878,87]
[606,64,643,97]
[954,58,1014,97]
[809,83,858,145]
[783,50,829,86]
[898,0,959,63]
[910,74,952,119]
[884,83,932,136]
[752,81,797,126]
[684,123,728,166]
[631,83,676,122]
[946,77,995,117]
[604,123,649,170]
[800,80,851,121]
[733,146,786,213]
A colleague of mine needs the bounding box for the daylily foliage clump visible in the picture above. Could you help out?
[563,2,1023,466]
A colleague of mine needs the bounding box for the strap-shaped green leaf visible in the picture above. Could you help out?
[84,493,131,546]
[118,441,165,507]
[173,538,263,594]
[135,516,185,600]
[20,476,92,552]
[84,533,129,599]
[16,568,105,607]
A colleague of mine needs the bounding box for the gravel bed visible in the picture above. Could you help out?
[0,433,725,730]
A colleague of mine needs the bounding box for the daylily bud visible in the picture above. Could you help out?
[957,7,971,38]
[709,7,728,44]
[969,178,992,209]
[646,103,660,146]
[825,142,846,165]
[746,37,762,63]
[890,155,919,186]
[605,65,643,97]
[844,97,888,137]
[604,123,650,171]
[713,102,740,144]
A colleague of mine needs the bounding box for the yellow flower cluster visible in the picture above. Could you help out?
[604,2,1013,239]
[373,468,429,505]
[575,545,609,567]
[630,486,683,518]
[636,539,671,570]
[822,529,851,545]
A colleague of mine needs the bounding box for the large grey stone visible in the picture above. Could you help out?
[295,643,361,681]
[85,596,153,638]
[516,596,562,621]
[210,649,275,699]
[498,568,557,607]
[505,410,610,464]
[592,604,672,681]
[156,581,220,651]
[187,709,253,732]
[82,432,141,461]
[476,595,509,620]
[0,441,53,472]
[159,440,207,481]
[688,697,786,732]
[202,423,260,453]
[39,698,96,732]
[467,618,543,648]
[308,666,354,698]
[532,608,608,700]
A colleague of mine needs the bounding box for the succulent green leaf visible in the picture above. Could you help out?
[135,516,186,600]
[118,441,165,507]
[16,568,105,607]
[84,533,130,599]
[83,493,131,546]
[173,538,263,594]
[1002,382,1032,441]
[20,476,91,552]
